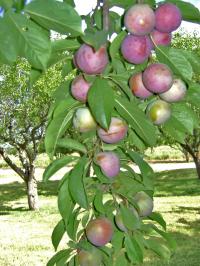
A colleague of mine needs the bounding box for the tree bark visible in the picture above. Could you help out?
[25,167,39,210]
[193,157,200,179]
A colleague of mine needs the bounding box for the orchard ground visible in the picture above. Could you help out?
[1,150,200,266]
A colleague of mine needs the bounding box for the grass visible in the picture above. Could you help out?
[0,168,200,265]
[145,146,186,161]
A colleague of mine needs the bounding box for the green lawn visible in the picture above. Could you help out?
[0,168,200,266]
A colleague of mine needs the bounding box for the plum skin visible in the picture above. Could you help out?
[142,63,173,93]
[134,191,154,217]
[86,218,113,247]
[159,78,187,103]
[151,30,172,47]
[71,75,91,102]
[97,117,128,144]
[121,35,152,64]
[155,3,182,33]
[95,152,120,178]
[73,107,96,132]
[129,72,153,99]
[75,44,108,74]
[146,99,171,125]
[124,4,155,36]
[78,249,101,266]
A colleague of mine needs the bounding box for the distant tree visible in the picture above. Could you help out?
[0,59,62,210]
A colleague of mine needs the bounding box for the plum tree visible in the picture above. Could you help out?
[159,78,187,102]
[75,44,108,74]
[78,249,102,266]
[71,74,91,102]
[129,72,153,99]
[95,151,120,178]
[134,191,154,217]
[142,63,173,93]
[151,30,172,47]
[73,107,96,132]
[86,218,113,247]
[155,3,182,33]
[146,99,171,125]
[115,207,139,231]
[121,35,152,64]
[124,4,155,35]
[97,117,128,144]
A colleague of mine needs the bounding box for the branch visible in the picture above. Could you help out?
[103,0,109,31]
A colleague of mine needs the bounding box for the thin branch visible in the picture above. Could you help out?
[103,0,109,31]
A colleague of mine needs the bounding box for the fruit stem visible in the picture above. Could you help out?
[137,0,144,3]
[103,0,110,31]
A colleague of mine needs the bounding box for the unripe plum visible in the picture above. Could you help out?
[95,151,120,178]
[71,75,91,102]
[134,191,154,217]
[159,78,187,103]
[142,63,173,93]
[78,249,101,266]
[155,3,182,33]
[151,30,172,47]
[115,207,139,231]
[75,44,108,74]
[121,35,152,64]
[73,107,96,132]
[129,72,153,99]
[146,99,171,125]
[97,117,128,144]
[124,4,155,35]
[86,218,113,247]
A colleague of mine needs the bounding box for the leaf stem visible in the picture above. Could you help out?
[103,0,110,31]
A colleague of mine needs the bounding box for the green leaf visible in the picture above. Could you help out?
[120,205,140,230]
[110,31,127,61]
[88,77,114,129]
[149,212,166,231]
[115,96,156,146]
[68,157,89,209]
[167,0,200,23]
[58,175,75,224]
[93,190,105,214]
[109,0,136,8]
[109,76,133,100]
[0,0,13,10]
[43,156,78,182]
[52,220,65,251]
[66,207,81,241]
[29,68,42,86]
[82,29,108,51]
[57,138,87,154]
[181,51,200,75]
[186,83,200,108]
[125,235,143,264]
[47,249,71,266]
[145,238,171,260]
[51,39,80,53]
[25,0,82,36]
[112,231,124,253]
[155,46,193,82]
[152,225,177,250]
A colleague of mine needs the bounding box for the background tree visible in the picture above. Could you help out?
[0,59,62,210]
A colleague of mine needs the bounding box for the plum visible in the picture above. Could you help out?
[71,75,91,102]
[142,63,173,93]
[75,44,108,74]
[121,34,152,64]
[134,191,154,217]
[124,4,155,35]
[155,3,182,33]
[97,117,128,144]
[151,29,172,47]
[146,99,171,125]
[95,151,120,178]
[129,72,153,99]
[78,249,101,266]
[73,107,96,132]
[159,78,187,103]
[86,218,113,247]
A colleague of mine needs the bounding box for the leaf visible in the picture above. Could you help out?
[57,138,87,154]
[0,0,13,10]
[66,207,81,241]
[82,29,108,51]
[109,0,136,8]
[58,174,75,224]
[51,39,80,53]
[52,220,65,251]
[167,0,200,23]
[68,156,89,209]
[155,46,193,82]
[145,238,171,260]
[47,249,71,266]
[152,225,177,250]
[125,235,143,264]
[29,68,42,86]
[120,205,140,230]
[43,156,78,182]
[181,51,200,75]
[110,31,127,61]
[115,96,156,146]
[88,77,114,129]
[109,76,133,100]
[25,0,82,36]
[93,190,105,214]
[186,83,200,108]
[149,212,166,231]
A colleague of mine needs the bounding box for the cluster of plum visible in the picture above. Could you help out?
[69,2,185,265]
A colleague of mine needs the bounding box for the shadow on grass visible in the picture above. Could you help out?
[154,168,200,197]
[0,180,59,214]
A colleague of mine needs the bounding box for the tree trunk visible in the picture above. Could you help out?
[25,168,39,210]
[194,157,200,179]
